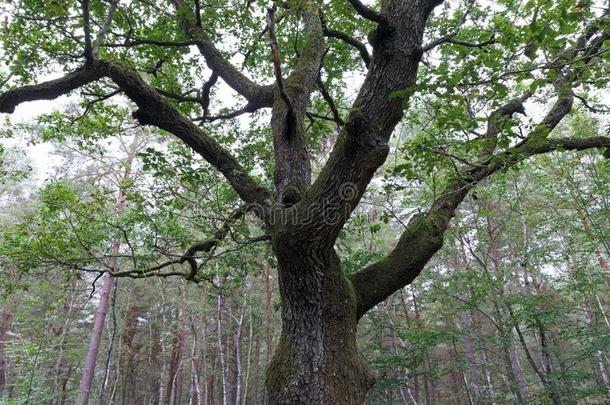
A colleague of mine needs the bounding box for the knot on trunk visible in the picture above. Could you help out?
[281,186,302,207]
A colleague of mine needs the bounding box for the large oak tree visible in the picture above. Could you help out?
[1,0,609,403]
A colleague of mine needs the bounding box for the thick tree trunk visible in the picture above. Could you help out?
[265,246,375,404]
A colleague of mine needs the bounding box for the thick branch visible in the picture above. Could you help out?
[271,1,325,201]
[478,92,531,161]
[189,29,274,106]
[267,6,293,114]
[81,0,93,63]
[352,135,609,317]
[172,0,272,105]
[293,3,431,241]
[0,66,106,113]
[104,62,272,209]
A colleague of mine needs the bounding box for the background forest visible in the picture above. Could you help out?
[0,0,609,403]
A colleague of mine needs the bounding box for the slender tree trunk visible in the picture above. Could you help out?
[199,288,209,405]
[98,279,118,405]
[386,304,417,405]
[217,281,229,405]
[412,289,435,405]
[398,290,420,404]
[119,289,144,404]
[263,261,274,404]
[167,282,187,405]
[49,276,79,405]
[242,292,254,405]
[76,154,133,405]
[265,246,375,404]
[252,322,262,405]
[188,327,202,405]
[76,271,115,405]
[0,307,12,397]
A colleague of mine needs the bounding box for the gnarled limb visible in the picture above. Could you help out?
[293,2,432,241]
[0,60,271,213]
[347,0,388,26]
[478,92,532,161]
[110,205,269,280]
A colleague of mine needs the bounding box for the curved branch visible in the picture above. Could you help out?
[347,0,388,25]
[323,27,370,67]
[350,75,583,318]
[171,0,273,105]
[352,135,610,318]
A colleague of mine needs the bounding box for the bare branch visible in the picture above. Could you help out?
[316,75,344,127]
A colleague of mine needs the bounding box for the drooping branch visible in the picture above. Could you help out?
[110,205,269,280]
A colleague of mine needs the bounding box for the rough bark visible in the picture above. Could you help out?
[265,244,375,404]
